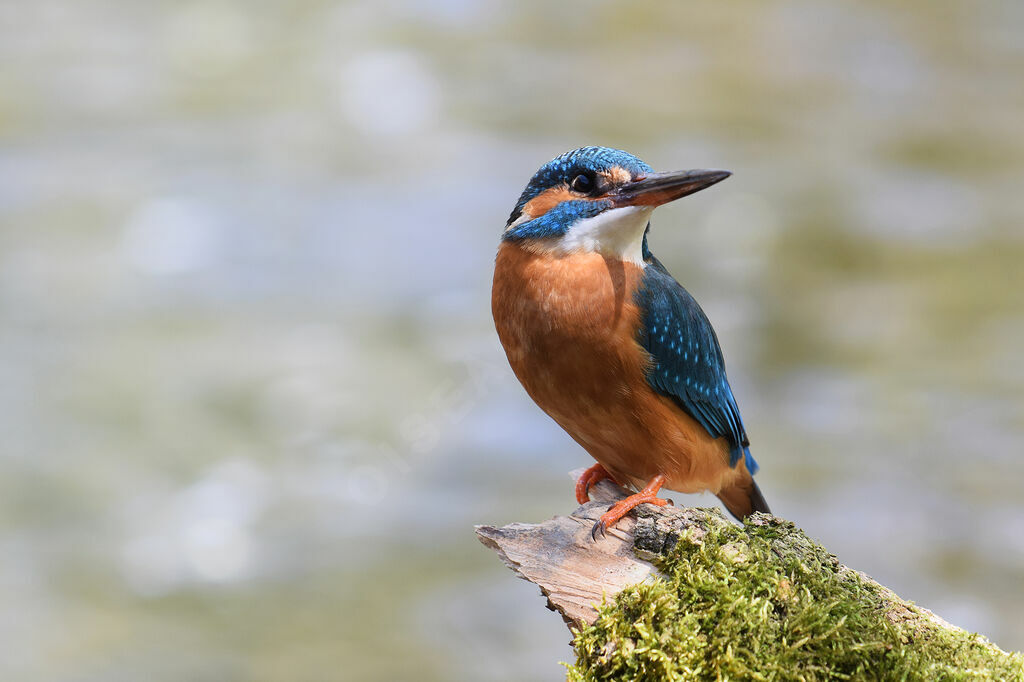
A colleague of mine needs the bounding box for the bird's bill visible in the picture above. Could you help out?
[610,169,732,208]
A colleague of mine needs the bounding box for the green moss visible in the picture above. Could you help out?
[567,512,1024,681]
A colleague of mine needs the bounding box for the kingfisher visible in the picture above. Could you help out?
[492,146,770,538]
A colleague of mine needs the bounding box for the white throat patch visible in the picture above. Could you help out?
[550,206,654,266]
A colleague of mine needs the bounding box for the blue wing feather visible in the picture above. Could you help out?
[634,253,758,474]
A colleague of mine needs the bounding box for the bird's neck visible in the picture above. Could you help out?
[521,206,654,267]
[492,242,647,342]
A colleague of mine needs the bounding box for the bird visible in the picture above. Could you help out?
[491,146,770,538]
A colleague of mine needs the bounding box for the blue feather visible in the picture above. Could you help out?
[504,199,610,241]
[634,257,758,474]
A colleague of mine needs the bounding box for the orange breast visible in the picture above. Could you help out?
[492,241,745,496]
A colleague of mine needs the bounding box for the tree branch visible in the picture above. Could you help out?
[476,471,1024,679]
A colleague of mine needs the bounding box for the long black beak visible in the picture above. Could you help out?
[610,169,731,208]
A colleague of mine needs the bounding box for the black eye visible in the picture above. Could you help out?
[570,173,594,193]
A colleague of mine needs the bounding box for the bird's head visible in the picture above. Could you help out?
[503,146,730,266]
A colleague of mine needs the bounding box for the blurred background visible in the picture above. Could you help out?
[2,0,1023,679]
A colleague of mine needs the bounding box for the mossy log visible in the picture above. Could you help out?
[476,471,1024,681]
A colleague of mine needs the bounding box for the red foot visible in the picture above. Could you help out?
[592,474,669,540]
[575,463,612,504]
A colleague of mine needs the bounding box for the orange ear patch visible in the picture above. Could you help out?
[521,184,575,220]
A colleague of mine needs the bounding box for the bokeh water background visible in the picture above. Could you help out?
[2,1,1023,679]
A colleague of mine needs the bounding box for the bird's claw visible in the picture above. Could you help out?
[575,463,611,505]
[590,502,620,540]
[587,475,669,542]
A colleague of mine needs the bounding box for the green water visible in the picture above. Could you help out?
[1,1,1022,679]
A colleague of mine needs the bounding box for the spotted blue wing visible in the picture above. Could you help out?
[634,258,758,473]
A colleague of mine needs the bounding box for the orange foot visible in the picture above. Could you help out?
[575,463,614,504]
[592,474,669,540]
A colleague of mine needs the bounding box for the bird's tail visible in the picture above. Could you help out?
[717,475,771,521]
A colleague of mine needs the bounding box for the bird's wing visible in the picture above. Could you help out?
[635,258,757,473]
